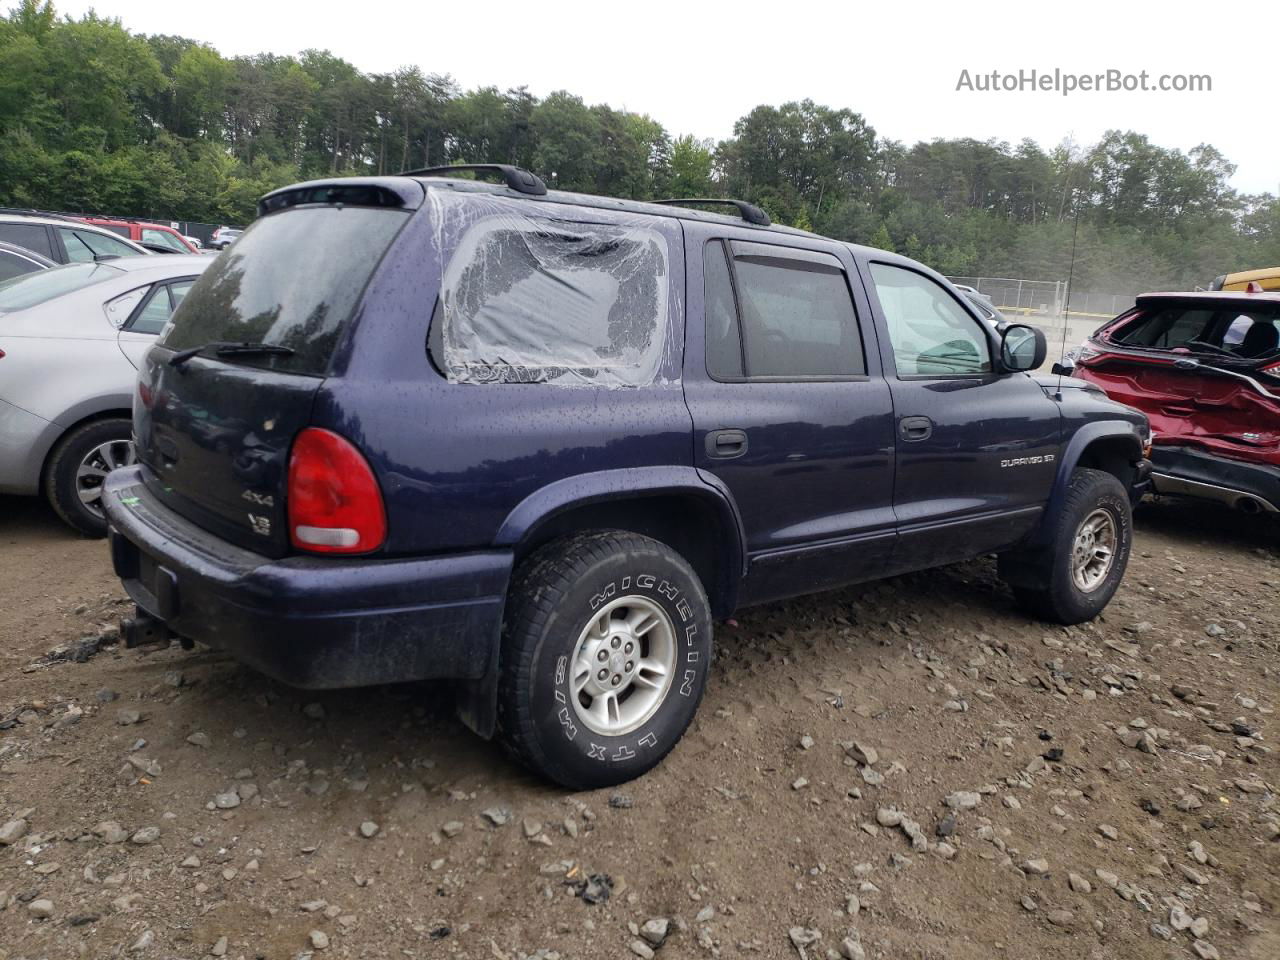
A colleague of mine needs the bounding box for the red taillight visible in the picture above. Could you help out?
[1262,358,1280,375]
[287,427,386,554]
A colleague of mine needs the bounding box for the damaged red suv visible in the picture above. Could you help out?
[1070,290,1280,517]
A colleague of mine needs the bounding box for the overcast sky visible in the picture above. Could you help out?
[59,0,1277,195]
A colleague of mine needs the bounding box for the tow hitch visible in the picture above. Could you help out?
[121,608,183,649]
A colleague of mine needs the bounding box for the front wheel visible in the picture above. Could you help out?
[1001,468,1132,624]
[497,531,712,789]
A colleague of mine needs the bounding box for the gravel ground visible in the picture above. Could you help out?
[1,493,1278,960]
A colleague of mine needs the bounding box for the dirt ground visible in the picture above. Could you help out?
[1,492,1278,960]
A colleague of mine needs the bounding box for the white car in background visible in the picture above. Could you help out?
[0,255,213,535]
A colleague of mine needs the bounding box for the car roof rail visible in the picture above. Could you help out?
[651,198,771,226]
[399,164,548,196]
[0,206,81,223]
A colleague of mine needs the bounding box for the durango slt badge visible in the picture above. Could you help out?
[1001,454,1057,468]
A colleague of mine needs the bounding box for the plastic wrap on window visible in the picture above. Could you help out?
[430,190,672,387]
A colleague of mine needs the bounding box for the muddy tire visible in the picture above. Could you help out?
[44,418,135,538]
[496,531,712,789]
[1001,468,1132,625]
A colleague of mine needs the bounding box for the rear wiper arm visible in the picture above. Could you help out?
[169,341,295,367]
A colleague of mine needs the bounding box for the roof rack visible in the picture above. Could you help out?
[0,206,81,223]
[399,164,548,196]
[651,198,771,226]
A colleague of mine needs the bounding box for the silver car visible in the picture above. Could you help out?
[0,254,213,535]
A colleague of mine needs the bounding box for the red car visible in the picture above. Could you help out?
[76,216,199,254]
[1070,289,1280,516]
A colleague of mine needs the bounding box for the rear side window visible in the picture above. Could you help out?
[160,206,409,374]
[59,228,139,262]
[0,262,122,311]
[435,208,670,387]
[703,239,866,380]
[704,242,743,378]
[131,284,178,334]
[141,228,188,252]
[0,222,53,258]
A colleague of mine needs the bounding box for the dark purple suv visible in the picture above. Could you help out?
[103,165,1151,788]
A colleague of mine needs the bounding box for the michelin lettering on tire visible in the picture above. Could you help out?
[498,530,712,788]
[552,571,702,762]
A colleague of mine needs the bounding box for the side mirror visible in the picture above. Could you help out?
[1000,324,1047,373]
[1050,356,1076,377]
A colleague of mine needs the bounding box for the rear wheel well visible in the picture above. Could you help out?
[39,409,132,490]
[1076,436,1139,489]
[514,495,739,618]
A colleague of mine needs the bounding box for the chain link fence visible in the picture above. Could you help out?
[947,276,1136,321]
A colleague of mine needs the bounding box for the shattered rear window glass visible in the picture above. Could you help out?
[433,194,671,387]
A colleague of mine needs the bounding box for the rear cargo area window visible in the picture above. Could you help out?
[160,206,409,375]
[1112,305,1280,358]
[433,194,671,387]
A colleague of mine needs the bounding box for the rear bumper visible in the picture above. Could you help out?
[1150,445,1280,513]
[0,397,55,495]
[102,466,512,689]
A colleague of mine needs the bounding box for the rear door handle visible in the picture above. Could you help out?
[706,429,748,459]
[899,416,933,442]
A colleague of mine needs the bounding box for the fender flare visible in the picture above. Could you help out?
[495,465,747,603]
[1033,421,1143,545]
[457,466,746,742]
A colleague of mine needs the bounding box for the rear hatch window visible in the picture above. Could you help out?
[1107,303,1280,361]
[133,202,409,556]
[0,262,122,312]
[159,205,410,375]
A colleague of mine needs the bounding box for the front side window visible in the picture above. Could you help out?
[703,240,865,380]
[870,263,992,376]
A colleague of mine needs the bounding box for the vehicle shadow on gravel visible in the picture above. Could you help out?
[1134,495,1280,552]
[0,493,87,541]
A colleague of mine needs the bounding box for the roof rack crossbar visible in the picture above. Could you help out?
[399,164,548,196]
[651,198,771,226]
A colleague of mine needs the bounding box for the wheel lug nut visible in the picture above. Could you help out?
[597,650,607,661]
[625,661,634,672]
[624,642,633,654]
[611,637,621,649]
[597,668,608,681]
[611,675,621,686]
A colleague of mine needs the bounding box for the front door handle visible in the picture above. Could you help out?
[899,416,933,442]
[706,429,748,459]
